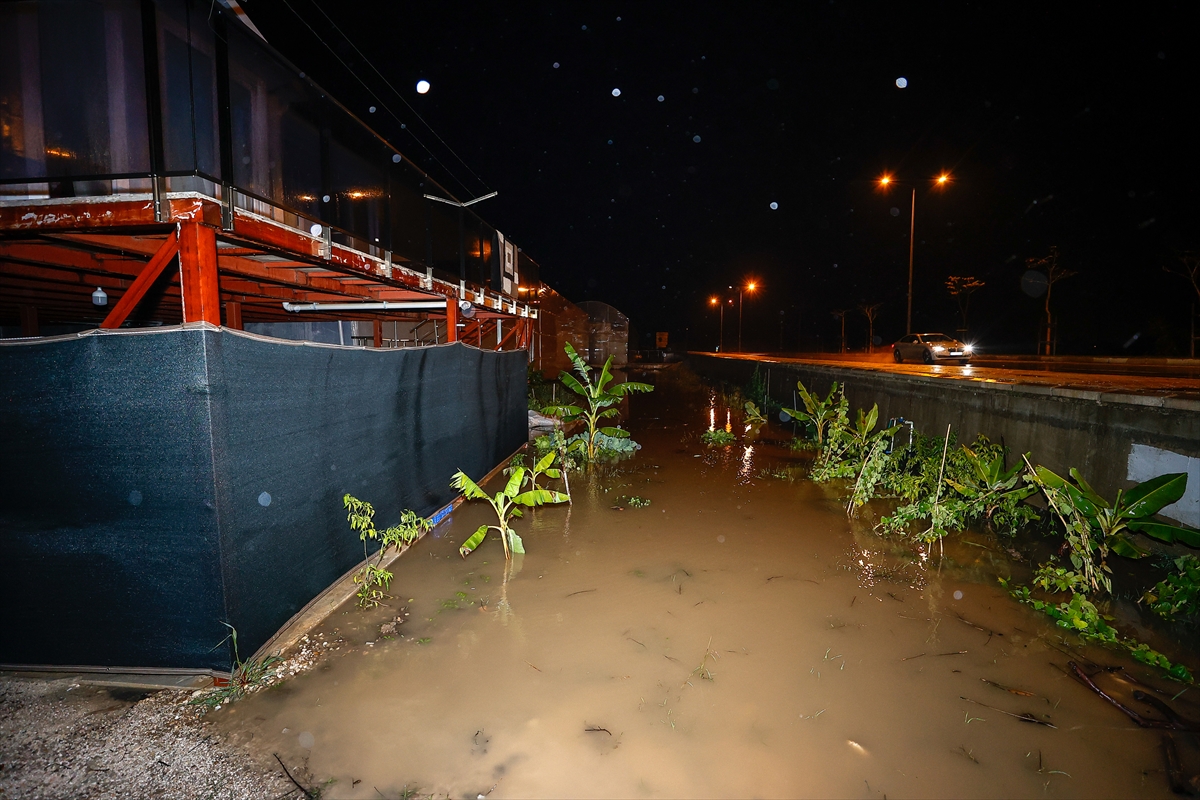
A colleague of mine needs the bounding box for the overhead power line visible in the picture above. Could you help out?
[276,0,483,199]
[306,0,493,195]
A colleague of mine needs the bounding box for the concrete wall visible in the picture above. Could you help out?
[691,354,1200,528]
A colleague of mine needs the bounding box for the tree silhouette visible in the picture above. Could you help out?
[831,309,850,353]
[1164,252,1200,356]
[858,302,883,353]
[1026,246,1076,355]
[945,276,985,336]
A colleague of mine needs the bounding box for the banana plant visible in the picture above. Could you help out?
[842,404,901,514]
[542,342,653,463]
[782,381,846,448]
[451,467,568,560]
[1027,463,1197,593]
[743,401,767,425]
[946,445,1036,526]
[527,449,565,494]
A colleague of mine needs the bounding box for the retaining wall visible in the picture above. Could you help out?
[690,354,1200,528]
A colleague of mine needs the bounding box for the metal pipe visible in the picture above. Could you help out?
[282,301,450,312]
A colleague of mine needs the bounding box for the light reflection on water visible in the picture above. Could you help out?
[738,444,754,480]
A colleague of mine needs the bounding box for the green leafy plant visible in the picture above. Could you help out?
[1027,464,1197,594]
[343,495,432,608]
[541,342,653,463]
[945,444,1038,534]
[452,467,568,560]
[508,449,567,496]
[1031,558,1091,595]
[841,405,900,513]
[743,401,767,425]
[745,365,779,416]
[1143,556,1200,621]
[782,381,846,448]
[535,429,580,473]
[878,435,1037,540]
[619,495,651,508]
[190,623,281,709]
[1004,581,1194,683]
[701,428,736,446]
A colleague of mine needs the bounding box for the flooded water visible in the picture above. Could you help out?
[216,369,1195,798]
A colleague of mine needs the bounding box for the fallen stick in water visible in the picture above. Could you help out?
[1162,734,1188,795]
[1067,661,1175,730]
[273,753,314,800]
[982,678,1036,697]
[1135,691,1200,733]
[960,696,1057,728]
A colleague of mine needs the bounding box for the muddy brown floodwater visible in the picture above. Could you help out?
[214,369,1196,799]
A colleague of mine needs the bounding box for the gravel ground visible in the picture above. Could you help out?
[0,677,303,800]
[0,634,340,800]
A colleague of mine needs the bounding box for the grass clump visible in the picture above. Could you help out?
[701,428,736,446]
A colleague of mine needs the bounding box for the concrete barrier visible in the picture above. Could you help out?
[690,354,1200,528]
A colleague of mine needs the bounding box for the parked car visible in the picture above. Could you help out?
[891,333,972,364]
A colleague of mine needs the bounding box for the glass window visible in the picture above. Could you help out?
[0,0,148,183]
[226,22,322,214]
[327,118,387,245]
[428,201,460,281]
[157,0,219,179]
[388,158,428,266]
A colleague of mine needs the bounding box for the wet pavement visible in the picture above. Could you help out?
[705,352,1200,402]
[211,370,1196,798]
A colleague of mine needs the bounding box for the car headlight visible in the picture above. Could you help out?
[932,345,945,352]
[963,344,973,353]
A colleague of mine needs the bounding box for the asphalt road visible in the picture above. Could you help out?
[705,352,1200,402]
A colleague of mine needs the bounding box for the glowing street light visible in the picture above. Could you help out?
[709,296,725,352]
[878,173,952,333]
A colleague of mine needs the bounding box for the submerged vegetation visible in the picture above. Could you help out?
[766,376,1200,681]
[701,428,736,446]
[542,342,653,463]
[452,464,568,560]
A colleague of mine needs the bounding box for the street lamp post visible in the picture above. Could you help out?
[879,174,949,334]
[709,296,725,352]
[738,281,757,352]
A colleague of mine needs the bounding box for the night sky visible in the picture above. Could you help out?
[245,1,1200,355]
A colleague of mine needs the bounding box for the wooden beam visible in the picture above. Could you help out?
[100,231,179,329]
[179,222,221,325]
[225,301,243,330]
[19,304,38,336]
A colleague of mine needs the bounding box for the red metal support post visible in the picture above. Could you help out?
[445,296,459,342]
[100,230,180,329]
[178,222,221,325]
[373,318,383,348]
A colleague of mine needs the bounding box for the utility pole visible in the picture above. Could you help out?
[907,187,915,334]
